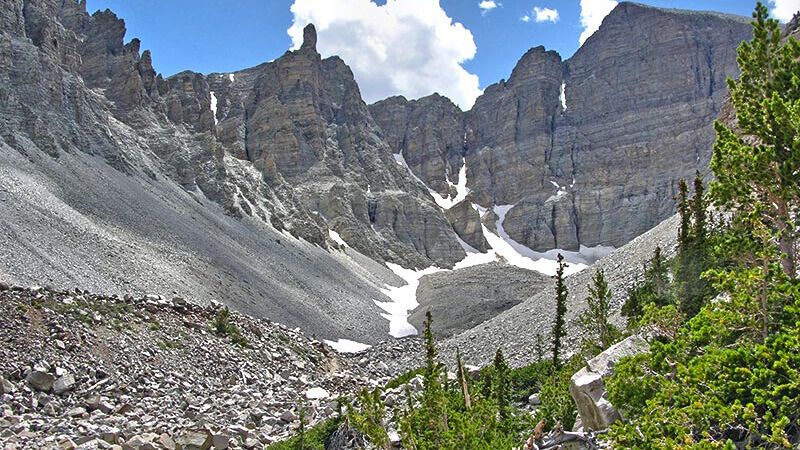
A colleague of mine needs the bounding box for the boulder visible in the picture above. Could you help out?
[53,373,76,395]
[26,370,56,392]
[0,376,15,394]
[568,335,649,431]
[175,429,212,450]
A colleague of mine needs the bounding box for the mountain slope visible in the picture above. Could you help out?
[371,2,751,252]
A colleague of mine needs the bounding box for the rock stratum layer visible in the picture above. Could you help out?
[371,3,752,251]
[0,0,752,342]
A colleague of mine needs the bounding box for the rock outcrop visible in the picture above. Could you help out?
[372,3,752,252]
[569,335,650,431]
[0,0,756,343]
[206,25,465,269]
[0,284,382,448]
[409,262,550,337]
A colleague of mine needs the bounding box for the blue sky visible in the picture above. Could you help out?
[84,0,791,108]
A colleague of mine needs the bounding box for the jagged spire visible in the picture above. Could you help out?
[301,23,317,52]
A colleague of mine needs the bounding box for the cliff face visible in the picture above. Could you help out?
[0,0,471,344]
[0,0,757,339]
[1,1,466,269]
[372,2,752,251]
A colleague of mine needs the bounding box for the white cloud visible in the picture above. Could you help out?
[478,0,499,11]
[579,0,618,45]
[521,14,531,22]
[288,0,482,110]
[769,0,800,22]
[532,6,559,23]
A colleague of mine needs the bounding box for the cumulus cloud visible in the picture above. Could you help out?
[769,0,800,22]
[288,0,482,110]
[529,6,559,23]
[579,0,618,45]
[479,1,500,15]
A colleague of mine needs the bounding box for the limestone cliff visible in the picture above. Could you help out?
[371,2,752,251]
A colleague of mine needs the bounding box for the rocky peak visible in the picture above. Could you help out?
[301,23,318,52]
[507,45,563,86]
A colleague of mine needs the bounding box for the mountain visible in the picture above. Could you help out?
[370,2,751,252]
[0,0,752,345]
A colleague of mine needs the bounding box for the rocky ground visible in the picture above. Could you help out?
[434,215,680,369]
[0,284,391,449]
[409,263,551,338]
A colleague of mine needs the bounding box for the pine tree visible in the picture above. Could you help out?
[420,311,447,445]
[691,171,707,245]
[493,349,510,421]
[675,173,713,317]
[677,179,691,250]
[648,246,670,302]
[710,1,800,279]
[551,253,568,370]
[579,269,614,349]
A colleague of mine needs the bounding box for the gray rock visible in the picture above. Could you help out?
[0,376,15,394]
[175,429,212,450]
[371,4,751,253]
[528,393,541,406]
[409,262,550,337]
[445,200,490,252]
[67,407,86,418]
[25,370,56,392]
[279,410,297,423]
[52,373,76,395]
[211,434,230,449]
[568,335,649,431]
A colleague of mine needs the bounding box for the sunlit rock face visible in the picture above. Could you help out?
[371,3,751,252]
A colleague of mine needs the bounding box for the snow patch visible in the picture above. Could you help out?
[305,387,330,399]
[560,82,567,110]
[209,91,218,125]
[228,73,235,82]
[374,263,443,338]
[490,205,587,276]
[324,339,372,353]
[429,159,469,209]
[532,244,616,266]
[328,230,348,247]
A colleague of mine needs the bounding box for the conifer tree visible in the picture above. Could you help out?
[648,246,670,302]
[691,171,707,245]
[677,179,691,250]
[710,1,800,278]
[493,349,511,421]
[579,269,615,349]
[419,311,447,445]
[551,253,568,370]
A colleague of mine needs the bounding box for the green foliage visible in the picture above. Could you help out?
[508,359,553,403]
[534,355,583,431]
[493,349,511,420]
[347,390,389,448]
[391,315,535,449]
[606,6,800,446]
[622,247,673,325]
[579,269,620,351]
[552,253,568,369]
[710,1,800,279]
[639,303,684,343]
[211,307,249,348]
[385,367,425,391]
[265,417,343,450]
[674,172,715,317]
